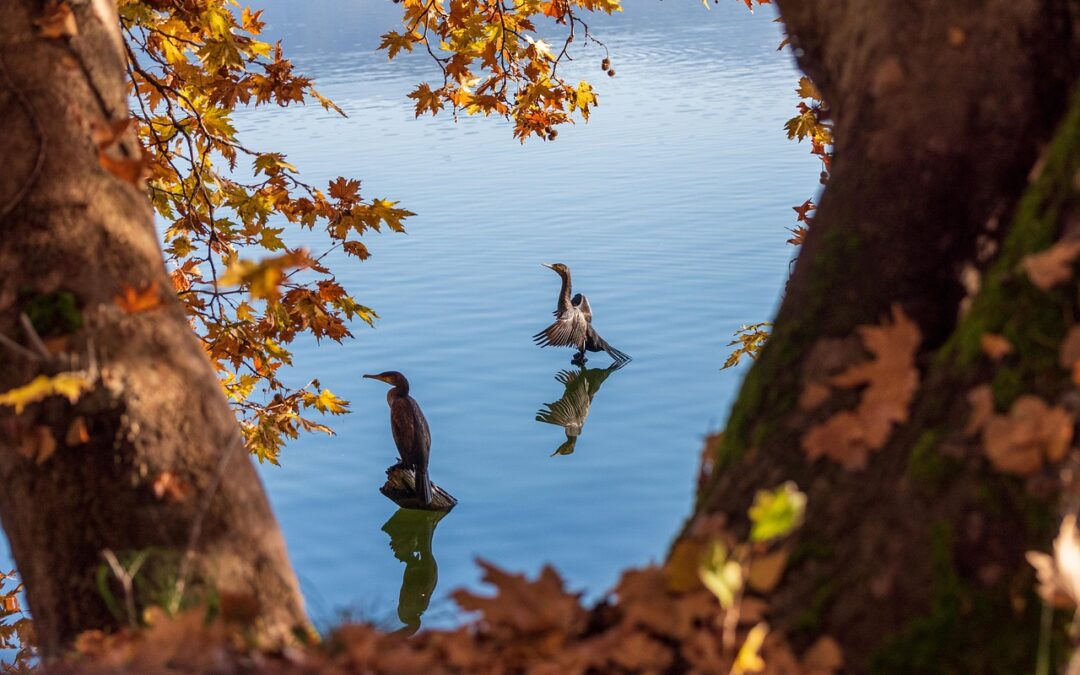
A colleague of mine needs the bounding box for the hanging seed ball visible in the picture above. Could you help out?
[607,69,616,77]
[601,58,610,70]
[548,130,558,141]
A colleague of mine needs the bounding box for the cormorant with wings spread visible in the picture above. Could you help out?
[533,263,631,365]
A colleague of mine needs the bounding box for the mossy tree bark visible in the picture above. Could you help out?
[0,0,307,657]
[689,1,1080,671]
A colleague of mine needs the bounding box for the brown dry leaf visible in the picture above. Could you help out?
[606,628,675,673]
[747,547,789,594]
[15,425,57,465]
[115,282,161,313]
[95,118,149,185]
[798,382,831,411]
[98,151,150,185]
[65,416,89,445]
[802,411,868,469]
[615,566,717,641]
[451,559,587,640]
[1027,514,1080,609]
[983,395,1073,475]
[1021,240,1080,290]
[37,1,77,39]
[2,594,19,613]
[980,333,1013,361]
[964,385,994,437]
[665,538,705,593]
[802,305,921,469]
[802,635,844,674]
[152,471,192,503]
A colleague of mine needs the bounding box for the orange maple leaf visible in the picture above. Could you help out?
[801,305,921,468]
[115,282,162,313]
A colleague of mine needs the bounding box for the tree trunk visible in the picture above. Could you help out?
[689,1,1080,671]
[0,0,307,657]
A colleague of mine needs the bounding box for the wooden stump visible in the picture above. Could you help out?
[380,465,457,512]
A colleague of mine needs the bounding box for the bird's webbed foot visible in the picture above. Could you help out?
[571,352,587,366]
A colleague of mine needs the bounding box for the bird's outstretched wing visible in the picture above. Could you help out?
[571,293,592,323]
[533,305,589,349]
[585,324,632,364]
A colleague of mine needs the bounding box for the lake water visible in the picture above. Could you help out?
[1,0,814,646]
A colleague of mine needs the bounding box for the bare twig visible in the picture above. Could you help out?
[18,313,50,360]
[102,548,148,629]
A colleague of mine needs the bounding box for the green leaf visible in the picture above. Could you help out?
[748,481,807,543]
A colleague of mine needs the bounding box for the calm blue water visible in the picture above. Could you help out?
[1,0,813,647]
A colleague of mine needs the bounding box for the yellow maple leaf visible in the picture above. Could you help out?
[732,622,768,675]
[0,372,93,414]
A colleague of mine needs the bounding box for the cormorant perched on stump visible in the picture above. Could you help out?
[533,263,631,365]
[364,371,432,506]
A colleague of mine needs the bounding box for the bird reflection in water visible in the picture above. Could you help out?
[535,363,622,456]
[381,508,447,635]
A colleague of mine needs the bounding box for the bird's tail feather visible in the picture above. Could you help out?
[415,466,433,505]
[588,325,631,364]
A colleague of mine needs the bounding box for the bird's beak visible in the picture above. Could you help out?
[541,263,555,270]
[363,374,387,383]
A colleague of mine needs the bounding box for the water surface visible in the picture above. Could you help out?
[0,0,813,643]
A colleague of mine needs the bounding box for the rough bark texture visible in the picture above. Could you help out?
[691,0,1080,671]
[0,0,307,656]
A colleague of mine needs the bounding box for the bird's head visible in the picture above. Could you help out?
[363,371,410,389]
[542,262,570,276]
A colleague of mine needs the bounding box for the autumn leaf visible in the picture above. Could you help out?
[979,333,1013,361]
[964,385,994,437]
[802,305,921,469]
[0,372,93,414]
[451,559,587,639]
[747,547,789,593]
[65,417,89,446]
[1021,240,1080,290]
[748,482,806,543]
[724,322,772,369]
[115,281,162,313]
[37,1,77,39]
[732,623,768,675]
[152,472,192,503]
[378,30,419,60]
[698,541,743,609]
[983,395,1072,476]
[15,425,57,465]
[1027,514,1080,610]
[802,636,844,674]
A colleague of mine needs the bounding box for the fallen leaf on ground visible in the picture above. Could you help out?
[451,559,586,640]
